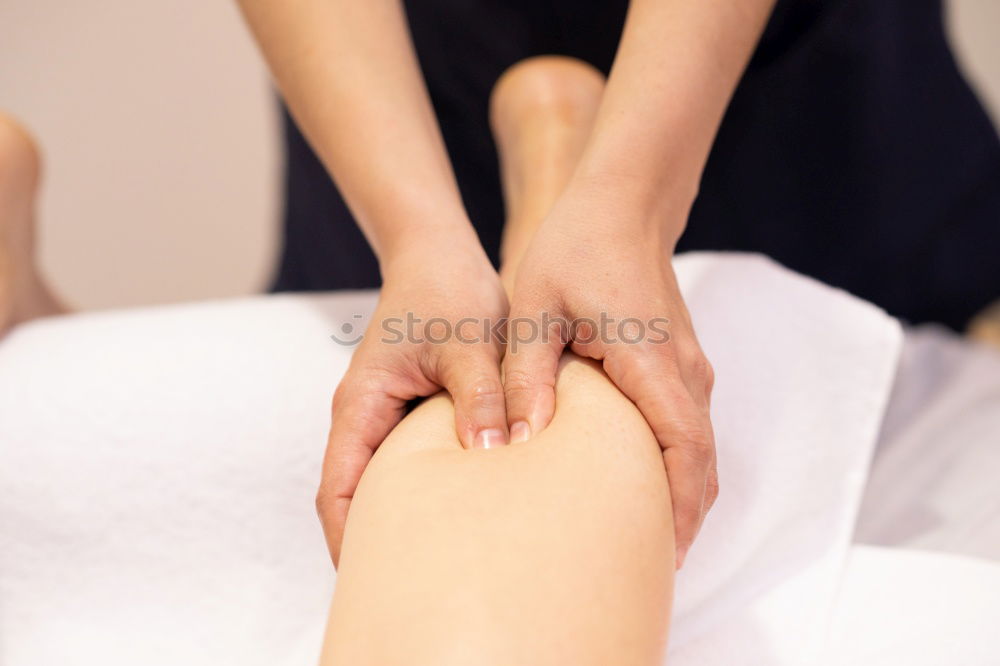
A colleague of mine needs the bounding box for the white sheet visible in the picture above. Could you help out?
[855,325,1000,560]
[827,545,1000,665]
[0,253,907,665]
[666,254,901,664]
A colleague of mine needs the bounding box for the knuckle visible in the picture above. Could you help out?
[705,487,720,512]
[690,354,715,391]
[315,484,334,521]
[611,344,672,384]
[678,429,716,466]
[330,386,359,423]
[331,378,352,405]
[705,472,720,507]
[503,367,552,406]
[463,376,505,409]
[332,402,383,436]
[675,501,704,531]
[691,438,716,465]
[502,367,536,394]
[333,365,386,407]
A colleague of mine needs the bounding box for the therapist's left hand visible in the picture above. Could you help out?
[502,185,718,569]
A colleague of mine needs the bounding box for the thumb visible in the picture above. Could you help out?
[318,380,407,566]
[438,344,508,449]
[502,309,566,443]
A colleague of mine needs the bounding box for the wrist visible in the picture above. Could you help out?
[556,166,696,250]
[380,222,491,284]
[374,201,479,265]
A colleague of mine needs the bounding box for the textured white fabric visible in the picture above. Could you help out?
[0,253,904,665]
[0,292,372,665]
[827,545,1000,666]
[855,325,1000,560]
[666,254,901,664]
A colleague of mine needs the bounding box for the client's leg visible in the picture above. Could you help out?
[319,57,674,665]
[325,359,674,665]
[0,113,65,333]
[490,57,605,293]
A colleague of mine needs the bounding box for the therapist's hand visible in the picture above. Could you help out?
[502,187,718,569]
[318,241,509,565]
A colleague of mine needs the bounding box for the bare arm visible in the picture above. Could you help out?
[236,0,512,563]
[577,0,777,223]
[235,0,474,259]
[503,0,776,566]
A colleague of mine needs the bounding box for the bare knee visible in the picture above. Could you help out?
[490,56,606,131]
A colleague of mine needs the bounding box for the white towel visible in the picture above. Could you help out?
[827,545,1000,665]
[0,253,901,665]
[666,253,901,664]
[855,325,1000,559]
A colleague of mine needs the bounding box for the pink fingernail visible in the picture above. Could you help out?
[509,421,531,444]
[474,428,506,449]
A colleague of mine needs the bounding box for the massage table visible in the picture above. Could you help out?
[1,253,998,665]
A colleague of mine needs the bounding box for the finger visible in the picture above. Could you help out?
[317,379,408,566]
[663,437,714,569]
[502,309,566,443]
[675,341,715,412]
[437,344,508,449]
[605,346,715,568]
[704,457,720,512]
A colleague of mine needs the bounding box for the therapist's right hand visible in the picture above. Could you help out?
[317,242,510,566]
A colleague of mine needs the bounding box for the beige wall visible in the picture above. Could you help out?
[0,1,997,311]
[948,0,1000,117]
[0,1,279,310]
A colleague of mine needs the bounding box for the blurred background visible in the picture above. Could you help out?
[0,0,997,311]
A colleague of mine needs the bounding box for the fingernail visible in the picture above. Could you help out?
[676,546,688,570]
[509,421,531,444]
[474,428,506,449]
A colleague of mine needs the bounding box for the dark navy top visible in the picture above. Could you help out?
[274,0,1000,331]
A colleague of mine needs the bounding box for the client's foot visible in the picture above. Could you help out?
[0,113,64,334]
[969,300,1000,350]
[489,56,605,289]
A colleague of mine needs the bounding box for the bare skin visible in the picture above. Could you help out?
[234,0,788,565]
[0,114,64,335]
[969,301,1000,349]
[490,58,606,294]
[319,57,674,666]
[322,359,674,666]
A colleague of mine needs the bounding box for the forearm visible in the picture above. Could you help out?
[236,0,479,264]
[322,357,674,665]
[573,0,776,240]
